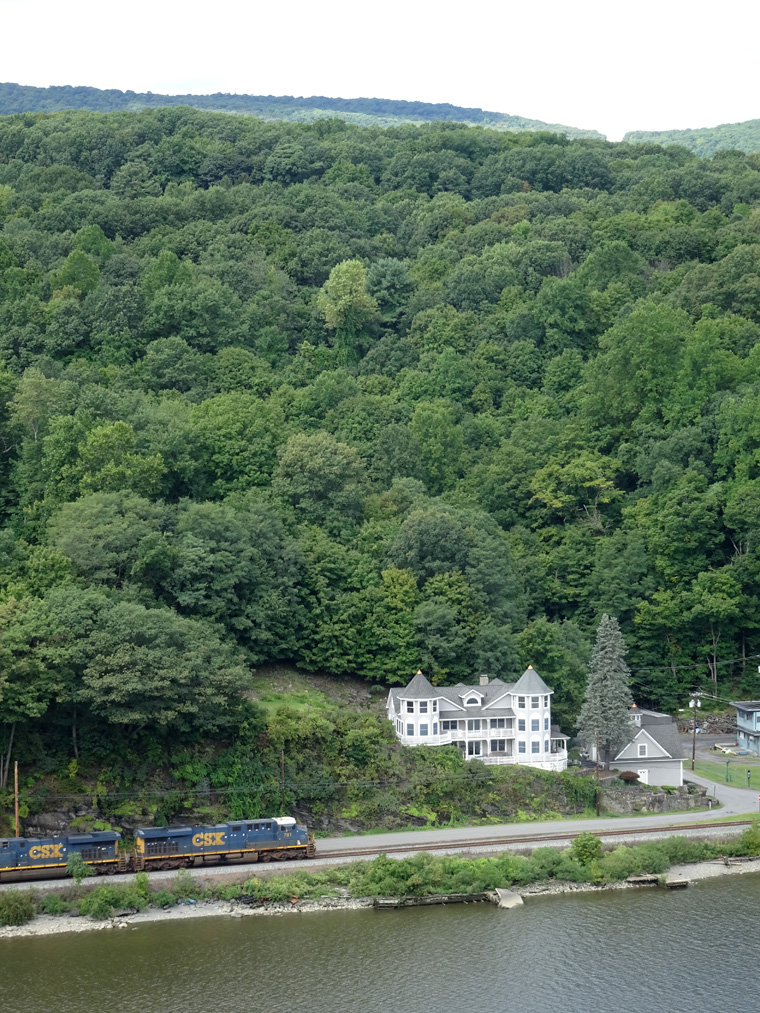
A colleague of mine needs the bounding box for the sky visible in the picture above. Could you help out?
[2,0,758,140]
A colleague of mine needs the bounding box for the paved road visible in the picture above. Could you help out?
[318,774,757,856]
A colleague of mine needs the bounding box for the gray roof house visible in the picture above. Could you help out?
[612,705,684,786]
[386,667,568,770]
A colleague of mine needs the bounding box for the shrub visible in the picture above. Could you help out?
[619,771,640,784]
[66,851,95,885]
[0,890,35,926]
[78,884,148,920]
[570,832,603,865]
[135,871,150,901]
[150,889,176,908]
[37,892,71,916]
[171,869,196,900]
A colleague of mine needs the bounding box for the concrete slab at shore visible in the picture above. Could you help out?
[494,888,524,908]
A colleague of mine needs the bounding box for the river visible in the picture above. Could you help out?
[3,875,757,1012]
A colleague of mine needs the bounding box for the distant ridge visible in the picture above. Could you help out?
[0,82,605,139]
[625,118,760,157]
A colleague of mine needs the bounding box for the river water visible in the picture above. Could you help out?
[3,875,757,1013]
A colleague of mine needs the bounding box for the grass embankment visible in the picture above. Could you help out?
[4,824,760,928]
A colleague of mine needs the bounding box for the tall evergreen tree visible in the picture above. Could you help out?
[577,614,634,767]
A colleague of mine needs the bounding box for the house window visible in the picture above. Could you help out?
[518,719,525,731]
[441,720,455,731]
[490,739,506,752]
[544,739,549,752]
[544,717,549,731]
[531,741,540,753]
[518,696,526,708]
[433,722,438,735]
[468,741,481,756]
[531,719,539,731]
[467,719,481,731]
[531,696,539,708]
[406,701,414,713]
[420,724,428,736]
[543,695,549,707]
[466,697,479,705]
[432,700,437,712]
[490,718,505,729]
[406,723,414,736]
[419,701,428,714]
[638,744,647,757]
[518,742,526,753]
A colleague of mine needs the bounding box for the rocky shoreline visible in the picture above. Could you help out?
[3,856,760,941]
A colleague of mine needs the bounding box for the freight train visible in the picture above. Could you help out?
[0,817,316,881]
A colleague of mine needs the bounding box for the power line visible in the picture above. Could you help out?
[629,653,760,676]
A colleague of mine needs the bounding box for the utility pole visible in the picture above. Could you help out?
[280,748,285,813]
[689,693,701,772]
[14,760,19,838]
[595,730,601,817]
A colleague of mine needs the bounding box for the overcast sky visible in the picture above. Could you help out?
[3,0,758,140]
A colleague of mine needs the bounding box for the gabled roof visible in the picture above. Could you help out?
[399,670,437,699]
[511,665,551,696]
[643,722,683,759]
[615,723,683,762]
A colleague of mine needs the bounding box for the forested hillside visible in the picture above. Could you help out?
[626,119,760,157]
[0,83,603,137]
[2,107,760,808]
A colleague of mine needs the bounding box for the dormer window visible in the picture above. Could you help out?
[466,697,479,705]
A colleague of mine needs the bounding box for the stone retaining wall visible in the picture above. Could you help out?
[602,783,712,815]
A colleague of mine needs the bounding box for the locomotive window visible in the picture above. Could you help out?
[231,826,241,832]
[19,841,26,848]
[1,842,8,849]
[247,824,253,831]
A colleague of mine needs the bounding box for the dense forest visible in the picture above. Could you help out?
[2,106,760,825]
[0,83,603,137]
[625,119,760,157]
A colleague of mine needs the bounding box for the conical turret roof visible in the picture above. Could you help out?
[511,664,551,695]
[401,670,436,699]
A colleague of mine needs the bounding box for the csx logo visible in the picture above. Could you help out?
[29,844,65,859]
[192,832,226,847]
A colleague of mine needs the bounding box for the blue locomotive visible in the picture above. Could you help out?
[134,816,315,870]
[0,817,315,881]
[0,830,123,879]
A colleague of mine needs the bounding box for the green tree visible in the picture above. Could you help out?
[577,614,634,767]
[317,260,378,364]
[272,432,368,531]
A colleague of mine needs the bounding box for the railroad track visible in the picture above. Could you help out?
[317,819,756,860]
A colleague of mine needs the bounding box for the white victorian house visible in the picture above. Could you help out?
[387,666,568,771]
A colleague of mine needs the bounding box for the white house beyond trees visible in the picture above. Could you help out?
[386,666,568,771]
